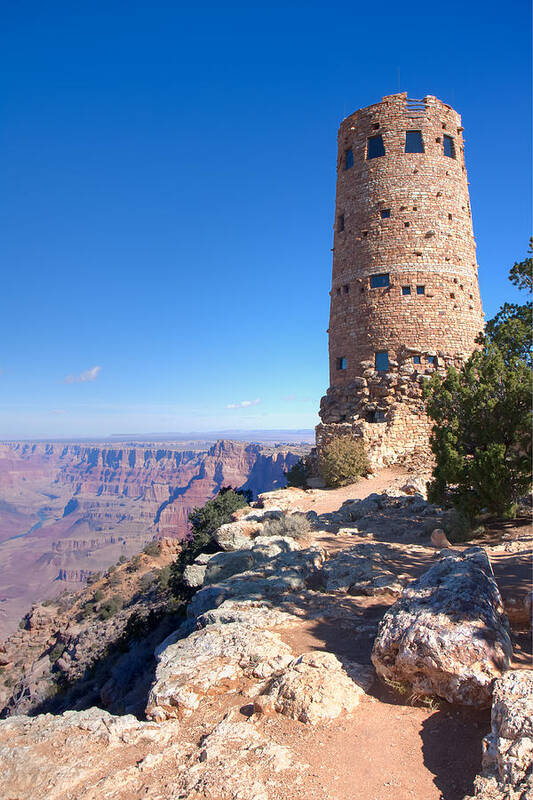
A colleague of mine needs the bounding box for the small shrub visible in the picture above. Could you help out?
[138,571,157,592]
[285,458,310,488]
[157,565,171,591]
[318,436,369,488]
[118,555,127,564]
[48,642,65,664]
[93,589,104,602]
[127,555,142,573]
[260,512,311,540]
[86,572,101,586]
[109,572,121,588]
[143,541,162,557]
[99,595,123,620]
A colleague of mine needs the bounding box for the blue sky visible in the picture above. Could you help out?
[1,1,531,439]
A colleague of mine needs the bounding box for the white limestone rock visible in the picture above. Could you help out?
[464,669,533,800]
[371,547,512,707]
[257,651,373,724]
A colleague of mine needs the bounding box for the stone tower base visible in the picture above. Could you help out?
[316,347,463,469]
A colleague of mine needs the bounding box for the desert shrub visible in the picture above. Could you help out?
[168,487,249,600]
[285,458,310,488]
[48,642,65,664]
[79,602,97,620]
[93,589,104,602]
[127,555,142,573]
[98,595,123,620]
[118,555,127,564]
[260,512,311,540]
[424,245,532,521]
[86,572,101,585]
[138,571,157,592]
[318,436,369,488]
[143,541,162,557]
[157,565,171,591]
[109,572,121,588]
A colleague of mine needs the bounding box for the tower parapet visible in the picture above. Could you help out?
[317,93,484,467]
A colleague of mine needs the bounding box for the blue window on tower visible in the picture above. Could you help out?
[367,135,385,159]
[375,351,389,372]
[336,356,347,370]
[381,209,391,219]
[344,148,354,170]
[370,273,390,288]
[443,135,456,158]
[427,356,437,365]
[402,286,411,295]
[405,130,425,153]
[416,285,425,295]
[413,355,421,364]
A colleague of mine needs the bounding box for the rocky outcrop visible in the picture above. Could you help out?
[0,708,183,800]
[371,547,512,707]
[465,670,533,800]
[319,541,432,597]
[256,651,373,724]
[146,620,295,722]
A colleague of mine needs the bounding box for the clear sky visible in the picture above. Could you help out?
[1,1,531,439]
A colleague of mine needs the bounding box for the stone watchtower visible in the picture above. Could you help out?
[317,93,484,466]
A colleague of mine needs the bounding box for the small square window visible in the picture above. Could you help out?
[344,148,354,170]
[336,356,347,370]
[375,351,389,372]
[405,130,425,153]
[372,122,380,130]
[443,135,456,158]
[416,285,425,295]
[381,209,391,219]
[338,214,345,232]
[369,409,386,423]
[343,284,349,294]
[427,356,436,365]
[404,222,410,228]
[413,355,421,364]
[370,273,390,288]
[402,286,411,295]
[367,135,385,159]
[448,213,452,221]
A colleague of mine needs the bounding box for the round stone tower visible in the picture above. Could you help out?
[317,92,484,466]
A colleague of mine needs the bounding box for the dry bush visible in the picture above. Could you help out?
[318,435,369,488]
[259,512,311,540]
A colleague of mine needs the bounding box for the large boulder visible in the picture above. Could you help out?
[256,651,373,724]
[465,670,533,800]
[371,547,512,707]
[146,621,294,722]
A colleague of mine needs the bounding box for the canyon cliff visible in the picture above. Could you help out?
[0,439,306,639]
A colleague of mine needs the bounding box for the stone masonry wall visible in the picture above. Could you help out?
[318,93,485,467]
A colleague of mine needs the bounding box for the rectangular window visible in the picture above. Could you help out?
[380,209,391,219]
[443,135,456,158]
[416,285,425,295]
[344,148,354,170]
[427,356,436,365]
[336,356,347,370]
[413,355,421,364]
[367,135,385,159]
[370,273,390,288]
[375,351,389,372]
[338,214,345,232]
[405,130,425,153]
[343,284,349,294]
[369,409,386,423]
[402,286,411,295]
